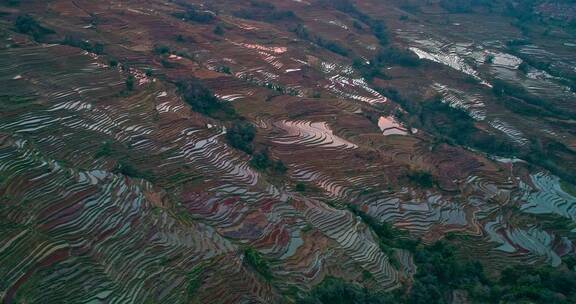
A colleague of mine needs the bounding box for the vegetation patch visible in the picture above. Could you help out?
[322,0,390,46]
[94,141,113,158]
[173,7,216,24]
[0,95,37,111]
[186,264,205,300]
[297,232,576,303]
[379,90,516,156]
[243,247,272,281]
[374,47,421,67]
[348,204,418,254]
[492,79,575,120]
[177,79,239,120]
[405,170,435,188]
[560,180,576,197]
[291,24,349,57]
[62,36,104,55]
[13,14,54,41]
[226,121,256,154]
[249,150,287,175]
[234,1,297,23]
[125,75,135,91]
[296,276,398,304]
[113,160,154,181]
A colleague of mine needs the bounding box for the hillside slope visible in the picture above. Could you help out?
[1,0,575,303]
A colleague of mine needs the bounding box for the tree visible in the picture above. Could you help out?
[213,24,224,36]
[125,75,135,91]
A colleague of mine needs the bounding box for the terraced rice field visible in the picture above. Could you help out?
[1,0,576,303]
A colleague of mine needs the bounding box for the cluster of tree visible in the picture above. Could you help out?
[291,24,349,57]
[502,0,576,35]
[379,84,575,184]
[249,150,287,175]
[315,36,349,57]
[504,0,539,22]
[413,243,576,303]
[374,47,421,67]
[525,138,576,184]
[352,47,421,82]
[405,170,435,188]
[176,80,273,163]
[233,1,297,23]
[297,276,398,304]
[173,7,216,24]
[226,120,256,154]
[296,210,576,303]
[185,265,204,300]
[419,98,478,146]
[13,14,54,41]
[348,205,418,261]
[506,42,576,92]
[176,79,238,120]
[243,247,273,281]
[62,35,104,55]
[14,15,111,56]
[94,141,113,159]
[125,75,135,91]
[291,24,310,40]
[215,65,231,74]
[321,0,390,46]
[213,24,225,36]
[379,89,517,156]
[352,59,388,82]
[493,264,576,303]
[440,0,473,13]
[2,0,21,6]
[153,44,171,55]
[295,182,307,193]
[492,79,574,120]
[113,160,154,182]
[423,98,517,155]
